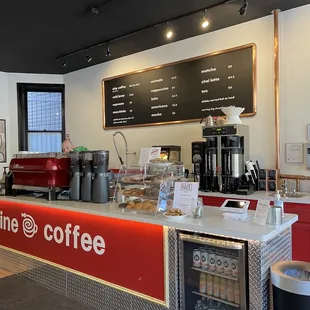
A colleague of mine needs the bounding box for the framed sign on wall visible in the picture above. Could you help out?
[102,43,257,129]
[0,119,6,162]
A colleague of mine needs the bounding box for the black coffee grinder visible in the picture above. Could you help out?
[69,152,81,201]
[92,150,110,203]
[81,151,93,202]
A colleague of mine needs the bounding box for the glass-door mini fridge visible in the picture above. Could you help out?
[179,233,248,310]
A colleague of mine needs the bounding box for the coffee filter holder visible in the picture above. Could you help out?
[221,106,245,124]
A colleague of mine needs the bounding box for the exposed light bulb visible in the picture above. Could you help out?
[164,22,173,39]
[166,29,173,39]
[201,9,210,29]
[201,17,210,28]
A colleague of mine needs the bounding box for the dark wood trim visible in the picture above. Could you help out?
[17,83,65,151]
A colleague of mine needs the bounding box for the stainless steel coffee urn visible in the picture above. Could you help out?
[81,151,93,202]
[68,152,81,201]
[202,124,249,193]
[92,150,110,203]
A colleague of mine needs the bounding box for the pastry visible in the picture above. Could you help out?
[127,201,135,209]
[166,208,185,216]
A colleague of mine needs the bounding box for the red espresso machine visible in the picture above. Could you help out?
[9,152,70,200]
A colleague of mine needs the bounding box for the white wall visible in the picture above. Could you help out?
[279,6,310,176]
[64,15,274,171]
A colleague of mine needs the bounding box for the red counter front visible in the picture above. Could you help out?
[0,201,166,302]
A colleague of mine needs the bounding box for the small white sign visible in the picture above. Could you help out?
[173,182,199,214]
[139,147,161,165]
[254,199,271,226]
[285,143,304,163]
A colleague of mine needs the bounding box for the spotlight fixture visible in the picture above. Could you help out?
[62,57,67,68]
[84,50,92,62]
[106,43,111,57]
[201,9,210,29]
[238,0,248,16]
[164,22,173,39]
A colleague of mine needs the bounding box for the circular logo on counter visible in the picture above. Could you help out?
[21,213,38,238]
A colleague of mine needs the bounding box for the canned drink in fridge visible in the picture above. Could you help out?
[208,252,216,271]
[199,272,207,294]
[201,249,209,269]
[216,253,224,274]
[231,258,239,277]
[212,275,220,298]
[193,249,201,268]
[223,256,232,276]
[207,274,213,296]
[227,280,235,302]
[220,277,227,300]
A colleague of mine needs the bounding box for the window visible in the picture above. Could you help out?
[17,83,65,152]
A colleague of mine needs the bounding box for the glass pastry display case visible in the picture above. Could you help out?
[114,163,185,215]
[179,233,248,310]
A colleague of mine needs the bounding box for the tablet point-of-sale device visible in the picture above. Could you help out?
[220,199,250,213]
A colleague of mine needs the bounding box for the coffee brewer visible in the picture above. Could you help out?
[68,152,81,201]
[81,151,93,202]
[202,124,249,193]
[191,142,206,190]
[92,150,110,203]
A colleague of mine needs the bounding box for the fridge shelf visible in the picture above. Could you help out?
[192,291,240,308]
[191,266,239,281]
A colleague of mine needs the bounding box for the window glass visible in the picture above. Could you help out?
[27,92,62,131]
[28,132,62,153]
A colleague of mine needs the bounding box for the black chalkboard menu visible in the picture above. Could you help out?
[103,44,256,129]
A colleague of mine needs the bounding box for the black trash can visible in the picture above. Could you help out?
[271,261,310,310]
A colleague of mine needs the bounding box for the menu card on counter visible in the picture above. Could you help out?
[254,199,271,226]
[139,147,161,165]
[173,182,199,214]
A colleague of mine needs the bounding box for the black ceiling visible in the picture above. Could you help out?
[0,0,309,74]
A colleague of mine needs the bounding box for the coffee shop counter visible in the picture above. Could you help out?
[0,196,297,310]
[199,190,310,207]
[199,191,310,263]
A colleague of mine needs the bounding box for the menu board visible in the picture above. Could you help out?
[103,44,256,129]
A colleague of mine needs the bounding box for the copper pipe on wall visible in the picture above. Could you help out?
[280,174,310,181]
[273,9,281,170]
[280,174,310,192]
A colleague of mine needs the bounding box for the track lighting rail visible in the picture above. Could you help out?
[56,0,240,65]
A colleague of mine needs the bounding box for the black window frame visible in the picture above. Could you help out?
[17,83,65,151]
